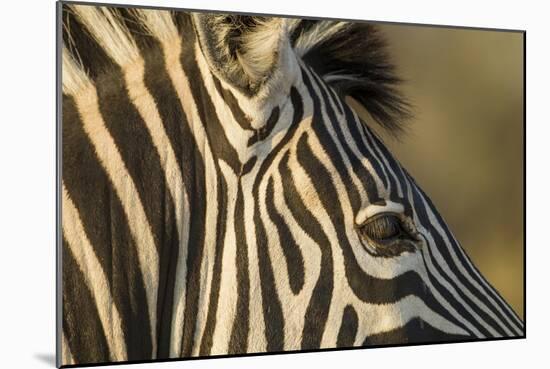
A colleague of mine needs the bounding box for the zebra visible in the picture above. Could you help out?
[58,3,524,367]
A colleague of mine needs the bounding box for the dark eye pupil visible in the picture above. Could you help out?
[362,215,401,240]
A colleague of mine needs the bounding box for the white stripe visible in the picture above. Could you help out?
[132,9,178,45]
[242,181,267,353]
[62,185,128,361]
[355,202,405,225]
[62,47,90,96]
[294,21,349,57]
[416,239,486,338]
[353,294,470,345]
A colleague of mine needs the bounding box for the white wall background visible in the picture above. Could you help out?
[0,0,545,368]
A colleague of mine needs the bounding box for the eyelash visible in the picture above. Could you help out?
[360,214,403,240]
[358,213,418,257]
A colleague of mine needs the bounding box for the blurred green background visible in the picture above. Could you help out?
[352,24,524,318]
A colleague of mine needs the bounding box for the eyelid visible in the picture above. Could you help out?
[355,202,405,225]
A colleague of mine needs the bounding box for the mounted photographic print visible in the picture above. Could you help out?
[57,1,525,367]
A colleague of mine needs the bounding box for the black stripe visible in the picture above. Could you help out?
[325,80,345,116]
[211,75,254,131]
[254,181,285,351]
[199,173,230,355]
[179,162,208,357]
[363,317,472,345]
[63,95,153,360]
[247,106,281,146]
[119,13,211,355]
[318,72,388,203]
[241,156,257,176]
[182,37,242,174]
[336,305,359,348]
[278,151,333,350]
[228,185,250,354]
[62,6,114,81]
[62,237,110,364]
[266,177,306,295]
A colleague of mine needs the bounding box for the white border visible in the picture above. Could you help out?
[0,0,545,368]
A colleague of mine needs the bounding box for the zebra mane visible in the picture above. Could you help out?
[62,5,410,134]
[291,20,411,134]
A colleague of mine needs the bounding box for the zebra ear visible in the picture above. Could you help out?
[191,13,294,96]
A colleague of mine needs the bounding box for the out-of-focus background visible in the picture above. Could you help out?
[352,24,524,318]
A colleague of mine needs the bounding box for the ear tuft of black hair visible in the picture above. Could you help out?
[292,21,411,135]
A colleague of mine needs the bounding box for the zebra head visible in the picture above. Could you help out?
[60,5,523,365]
[188,13,524,348]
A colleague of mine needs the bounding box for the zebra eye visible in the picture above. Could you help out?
[360,213,403,241]
[358,213,418,257]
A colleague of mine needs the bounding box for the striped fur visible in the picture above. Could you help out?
[60,4,523,366]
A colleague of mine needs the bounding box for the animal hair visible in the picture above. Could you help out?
[191,14,291,95]
[63,5,410,134]
[62,46,91,96]
[71,6,140,67]
[291,20,411,134]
